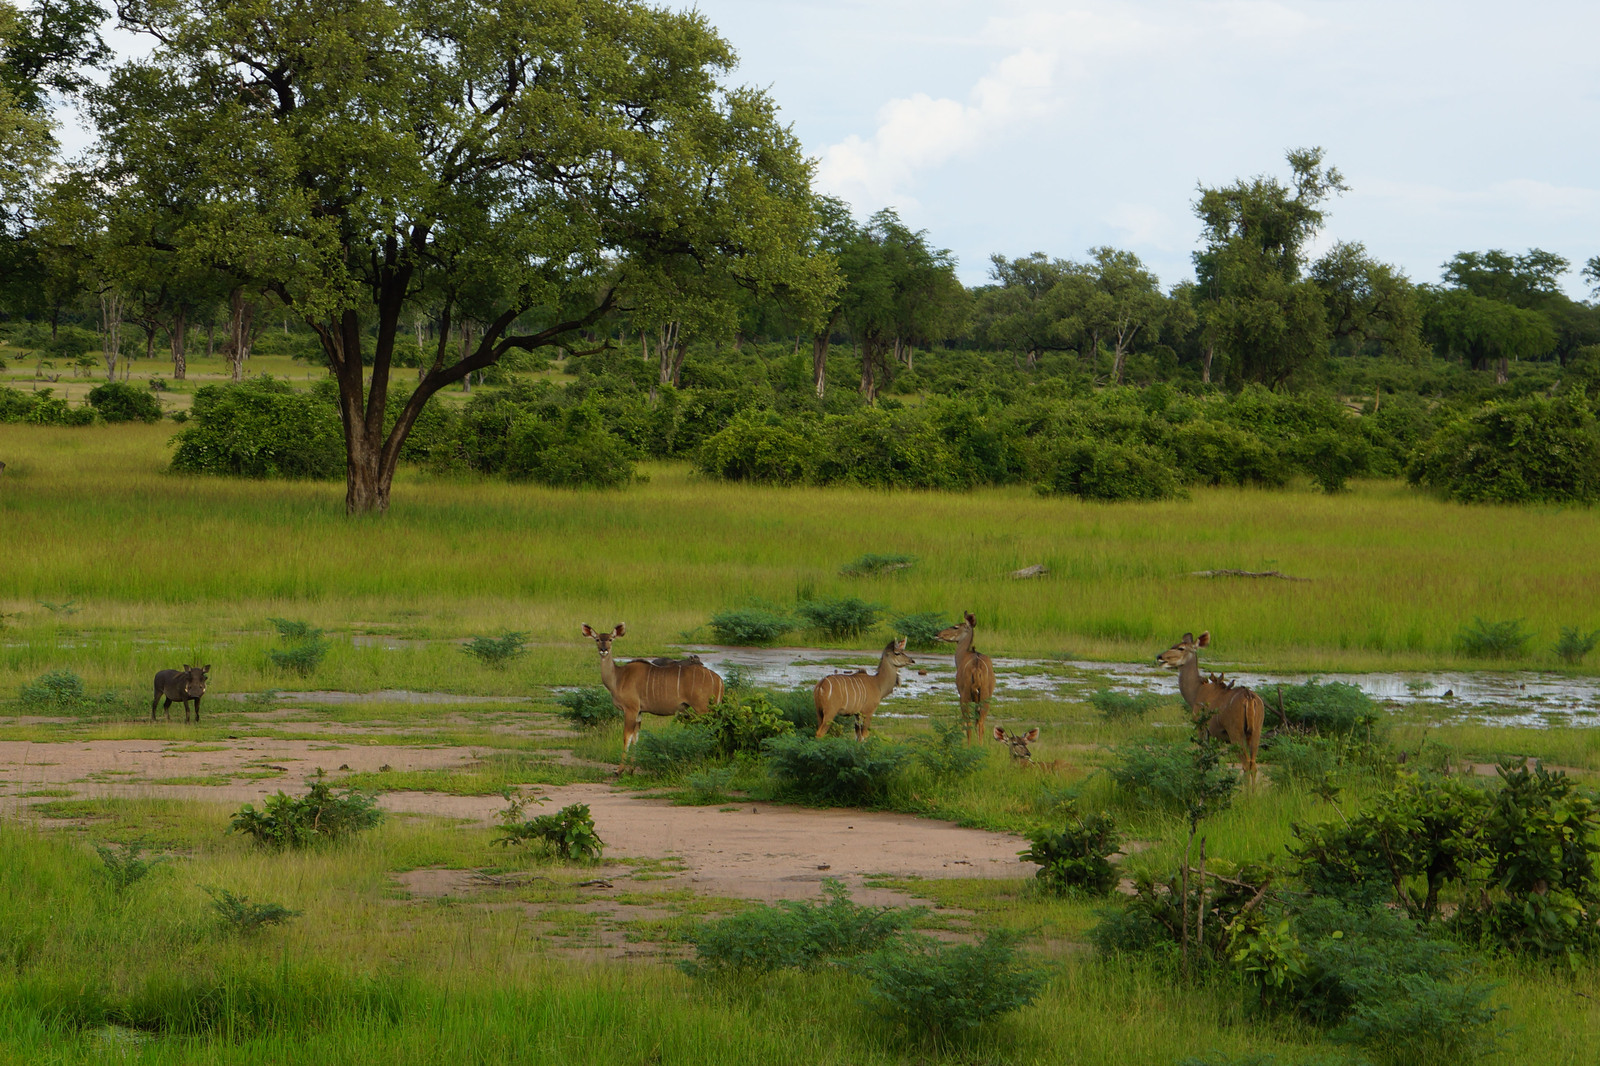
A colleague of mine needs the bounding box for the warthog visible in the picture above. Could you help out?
[152,664,210,722]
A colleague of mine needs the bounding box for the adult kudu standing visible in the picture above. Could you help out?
[1156,631,1265,780]
[938,611,996,742]
[813,638,915,740]
[151,664,210,722]
[582,624,724,761]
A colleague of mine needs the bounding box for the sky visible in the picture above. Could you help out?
[677,0,1600,296]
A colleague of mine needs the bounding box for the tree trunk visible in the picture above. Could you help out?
[1496,356,1509,385]
[227,288,255,383]
[857,339,875,402]
[812,333,829,398]
[1202,343,1214,385]
[656,321,686,387]
[99,291,122,382]
[1027,347,1039,369]
[170,307,187,380]
[459,321,476,392]
[205,316,215,361]
[1112,343,1127,385]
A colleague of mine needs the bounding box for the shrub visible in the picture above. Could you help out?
[19,669,89,709]
[267,617,329,676]
[892,611,953,649]
[1290,428,1371,493]
[687,692,794,758]
[681,880,915,977]
[1039,438,1179,501]
[764,687,820,733]
[1265,737,1341,786]
[763,733,909,806]
[1021,808,1122,896]
[268,617,319,641]
[1107,739,1240,814]
[170,378,345,479]
[492,796,604,860]
[1088,687,1164,721]
[461,631,528,668]
[629,723,719,776]
[859,929,1047,1040]
[695,410,817,484]
[555,686,620,729]
[708,607,792,646]
[840,553,915,577]
[93,841,168,893]
[1409,394,1600,504]
[229,778,382,848]
[685,767,736,803]
[1453,617,1531,659]
[204,887,301,934]
[795,597,883,639]
[910,717,987,781]
[1275,680,1380,737]
[87,381,163,423]
[1555,625,1600,664]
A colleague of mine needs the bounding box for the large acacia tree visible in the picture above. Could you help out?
[91,0,831,513]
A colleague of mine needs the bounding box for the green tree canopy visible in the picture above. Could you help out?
[1309,240,1425,361]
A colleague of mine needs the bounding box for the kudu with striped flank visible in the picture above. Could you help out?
[813,638,914,740]
[582,624,724,760]
[1156,631,1265,780]
[938,611,996,742]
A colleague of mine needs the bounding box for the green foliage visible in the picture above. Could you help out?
[762,687,820,733]
[858,929,1047,1040]
[1409,395,1600,504]
[170,379,344,480]
[204,887,301,935]
[18,668,87,709]
[794,597,882,639]
[1275,680,1380,736]
[892,611,953,649]
[1021,808,1122,896]
[628,723,719,776]
[708,607,792,646]
[910,717,987,781]
[1265,737,1341,786]
[267,617,319,641]
[228,778,383,848]
[840,553,915,576]
[1088,687,1164,721]
[0,386,96,426]
[86,381,162,423]
[762,733,909,806]
[1453,617,1531,659]
[267,617,329,676]
[687,692,794,758]
[1040,438,1180,501]
[492,795,604,861]
[92,841,168,893]
[460,631,528,668]
[1554,625,1600,664]
[1108,739,1240,816]
[684,767,736,803]
[555,686,620,729]
[680,879,915,977]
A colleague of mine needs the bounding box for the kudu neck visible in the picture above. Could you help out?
[954,628,977,660]
[875,650,902,696]
[597,651,619,691]
[1176,652,1203,705]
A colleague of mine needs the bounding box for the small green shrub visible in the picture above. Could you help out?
[555,686,620,729]
[87,381,163,423]
[892,612,953,649]
[763,733,909,806]
[1554,626,1600,665]
[911,718,987,781]
[170,378,345,480]
[229,778,382,848]
[1265,737,1340,786]
[795,597,883,639]
[1021,808,1122,896]
[1454,617,1531,659]
[629,723,719,776]
[1040,438,1179,501]
[763,688,820,733]
[1276,680,1380,737]
[1107,739,1240,814]
[268,617,319,641]
[492,795,604,860]
[708,607,793,646]
[1088,687,1164,721]
[840,553,915,576]
[93,841,168,893]
[687,692,794,758]
[19,669,88,709]
[1409,394,1600,504]
[461,631,528,668]
[685,767,736,803]
[204,887,300,934]
[859,929,1047,1039]
[681,880,915,977]
[268,639,329,676]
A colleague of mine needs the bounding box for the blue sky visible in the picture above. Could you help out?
[682,0,1600,296]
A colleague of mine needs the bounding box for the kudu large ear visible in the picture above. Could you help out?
[581,624,596,638]
[611,624,626,638]
[894,638,907,652]
[1180,633,1194,646]
[992,726,1006,741]
[964,611,976,627]
[1198,631,1211,647]
[1023,727,1040,742]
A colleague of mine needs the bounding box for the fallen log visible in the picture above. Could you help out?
[1010,564,1049,579]
[1190,569,1309,581]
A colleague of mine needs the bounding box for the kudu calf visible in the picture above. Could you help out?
[993,726,1040,762]
[813,638,914,740]
[1156,631,1264,779]
[152,664,210,722]
[582,624,724,760]
[938,611,996,742]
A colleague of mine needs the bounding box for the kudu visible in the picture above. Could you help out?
[993,726,1040,762]
[938,611,996,742]
[813,638,914,740]
[152,664,210,722]
[1156,631,1264,779]
[582,624,724,759]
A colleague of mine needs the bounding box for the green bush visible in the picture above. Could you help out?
[492,797,603,860]
[840,553,915,576]
[1040,438,1179,501]
[794,597,883,639]
[1555,625,1600,664]
[688,692,794,757]
[858,930,1047,1040]
[18,669,89,709]
[1088,687,1164,721]
[204,887,301,934]
[1107,739,1240,814]
[170,378,345,479]
[1409,394,1600,504]
[93,841,168,893]
[268,617,320,641]
[762,733,909,806]
[910,718,987,781]
[695,409,817,484]
[87,381,163,423]
[460,631,528,668]
[555,686,620,729]
[629,722,719,776]
[228,778,382,848]
[892,611,953,649]
[763,687,821,733]
[267,617,329,676]
[1276,680,1380,737]
[1264,737,1341,786]
[1453,617,1531,659]
[680,880,915,977]
[708,607,792,646]
[1021,808,1122,896]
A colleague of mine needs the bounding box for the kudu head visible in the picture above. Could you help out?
[582,623,626,660]
[993,726,1040,761]
[937,611,978,645]
[883,637,915,669]
[180,664,210,698]
[1156,631,1209,671]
